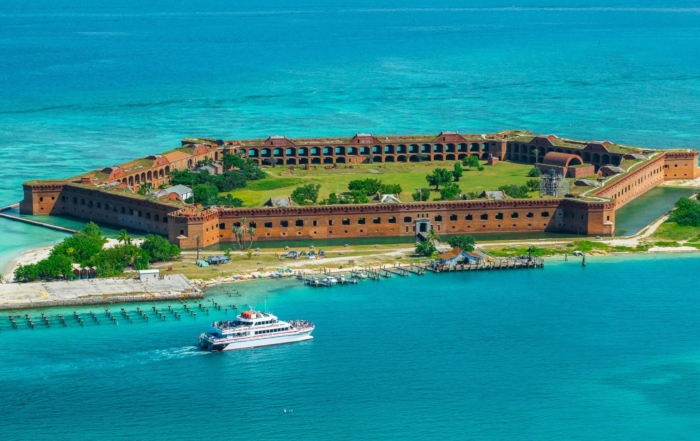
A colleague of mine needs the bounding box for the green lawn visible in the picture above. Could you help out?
[226,161,537,206]
[650,222,700,242]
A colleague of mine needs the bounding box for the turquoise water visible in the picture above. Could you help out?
[3,254,700,439]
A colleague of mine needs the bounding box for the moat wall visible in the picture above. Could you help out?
[167,198,615,249]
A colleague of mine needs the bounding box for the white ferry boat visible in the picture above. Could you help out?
[198,309,314,352]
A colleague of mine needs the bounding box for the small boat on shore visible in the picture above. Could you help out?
[198,309,314,352]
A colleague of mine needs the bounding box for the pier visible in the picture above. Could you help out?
[429,256,545,273]
[296,256,543,288]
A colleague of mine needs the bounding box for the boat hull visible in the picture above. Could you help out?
[202,330,314,352]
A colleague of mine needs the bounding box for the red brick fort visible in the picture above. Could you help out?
[20,130,699,249]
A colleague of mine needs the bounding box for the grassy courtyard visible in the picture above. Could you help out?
[225,160,537,206]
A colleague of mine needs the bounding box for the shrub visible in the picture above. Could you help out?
[526,178,540,191]
[415,241,436,256]
[439,182,461,200]
[668,198,700,227]
[379,183,403,195]
[348,178,383,196]
[462,155,480,169]
[291,184,321,205]
[141,234,181,262]
[528,167,541,177]
[412,188,431,201]
[498,184,531,199]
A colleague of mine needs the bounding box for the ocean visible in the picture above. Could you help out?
[1,1,700,438]
[2,255,700,439]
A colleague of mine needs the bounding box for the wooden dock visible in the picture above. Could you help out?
[298,256,542,290]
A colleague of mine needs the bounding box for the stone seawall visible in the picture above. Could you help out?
[0,274,201,311]
[0,290,203,311]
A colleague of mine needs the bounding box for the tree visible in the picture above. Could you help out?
[241,164,266,180]
[197,156,214,167]
[415,240,436,257]
[528,167,541,177]
[426,168,453,190]
[447,235,476,252]
[193,183,220,205]
[453,162,463,181]
[291,184,321,205]
[246,225,256,249]
[140,234,181,262]
[439,182,461,200]
[232,225,243,250]
[52,222,107,266]
[66,247,75,265]
[231,218,255,250]
[348,178,383,196]
[412,188,431,202]
[348,190,369,204]
[379,183,402,195]
[138,184,149,195]
[222,153,245,169]
[532,148,540,166]
[91,244,141,277]
[526,179,540,192]
[213,171,247,192]
[669,198,700,226]
[117,229,131,245]
[467,191,479,200]
[14,264,39,282]
[462,155,480,169]
[36,254,72,280]
[327,193,340,205]
[498,184,531,199]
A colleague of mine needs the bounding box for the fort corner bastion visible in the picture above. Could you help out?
[20,130,699,249]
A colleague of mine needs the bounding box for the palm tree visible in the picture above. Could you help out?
[427,228,438,247]
[117,229,131,245]
[247,226,255,249]
[231,226,242,250]
[532,148,539,166]
[235,229,244,250]
[123,247,140,268]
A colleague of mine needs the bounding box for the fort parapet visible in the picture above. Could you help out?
[19,130,699,248]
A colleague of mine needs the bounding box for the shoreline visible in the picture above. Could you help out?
[2,247,700,312]
[6,237,700,290]
[1,245,54,283]
[188,247,700,290]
